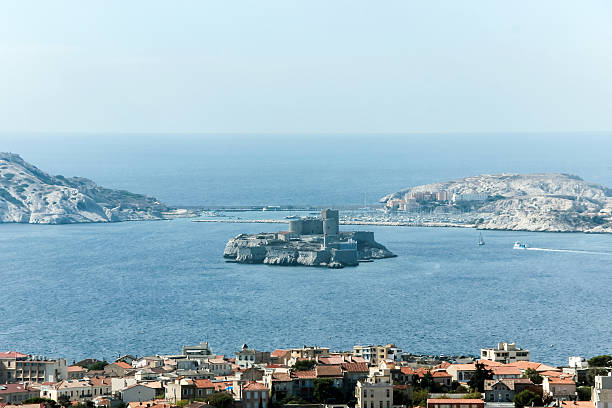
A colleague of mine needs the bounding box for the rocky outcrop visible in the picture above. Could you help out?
[381,173,612,233]
[0,152,191,224]
[224,231,395,268]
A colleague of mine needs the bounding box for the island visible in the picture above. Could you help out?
[0,152,193,224]
[381,173,612,233]
[223,209,396,268]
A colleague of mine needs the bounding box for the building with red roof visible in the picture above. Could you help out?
[427,398,484,408]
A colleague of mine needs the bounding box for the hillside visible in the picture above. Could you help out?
[381,173,612,233]
[0,152,186,224]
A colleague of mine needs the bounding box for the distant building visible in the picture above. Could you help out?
[238,382,269,408]
[289,346,331,361]
[356,380,393,408]
[543,376,576,401]
[480,343,530,364]
[0,383,39,404]
[484,378,534,402]
[182,342,214,359]
[236,345,271,368]
[452,193,488,202]
[353,345,402,365]
[0,351,67,383]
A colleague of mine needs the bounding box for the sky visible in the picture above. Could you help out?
[0,1,611,134]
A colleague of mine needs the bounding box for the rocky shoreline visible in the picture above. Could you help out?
[0,152,195,224]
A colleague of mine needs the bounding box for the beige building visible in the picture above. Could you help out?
[0,351,67,383]
[480,343,530,364]
[355,380,393,408]
[353,345,401,365]
[290,346,331,361]
[238,381,269,408]
[542,376,576,401]
[0,383,40,404]
[40,377,112,403]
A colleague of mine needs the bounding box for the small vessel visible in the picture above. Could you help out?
[513,241,528,249]
[478,232,485,246]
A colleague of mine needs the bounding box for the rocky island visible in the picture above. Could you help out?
[224,209,396,268]
[0,152,191,224]
[381,173,612,233]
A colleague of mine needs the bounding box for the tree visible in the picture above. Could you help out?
[468,363,493,392]
[522,368,543,385]
[206,392,234,408]
[57,395,71,408]
[313,378,343,403]
[588,355,612,368]
[586,368,609,386]
[463,392,483,399]
[87,361,108,371]
[514,390,542,408]
[419,372,435,391]
[577,386,591,401]
[412,388,429,407]
[292,360,316,371]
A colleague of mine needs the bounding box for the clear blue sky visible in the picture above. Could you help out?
[1,0,611,134]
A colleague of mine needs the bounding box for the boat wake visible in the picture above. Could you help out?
[525,247,612,256]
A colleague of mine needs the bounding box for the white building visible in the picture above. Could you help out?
[355,380,393,408]
[569,357,589,369]
[480,342,530,364]
[593,375,612,408]
[452,193,488,202]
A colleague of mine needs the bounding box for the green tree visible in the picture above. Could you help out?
[419,372,435,391]
[58,395,71,408]
[87,361,108,371]
[292,360,316,371]
[522,368,543,385]
[176,400,190,408]
[588,355,612,368]
[463,392,483,399]
[577,386,591,401]
[313,378,343,403]
[467,363,493,393]
[412,388,429,407]
[514,390,542,408]
[586,368,609,386]
[206,392,234,408]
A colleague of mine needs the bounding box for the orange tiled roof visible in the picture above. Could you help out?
[477,359,505,367]
[548,377,575,384]
[400,367,416,375]
[342,362,369,373]
[243,382,268,391]
[0,351,28,358]
[293,370,317,379]
[194,379,215,389]
[271,349,289,357]
[432,371,451,377]
[316,365,342,377]
[113,362,133,369]
[491,366,522,375]
[67,366,87,372]
[428,399,483,404]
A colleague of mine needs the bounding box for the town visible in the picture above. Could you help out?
[1,342,611,408]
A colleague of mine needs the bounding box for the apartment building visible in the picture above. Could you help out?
[353,345,401,365]
[0,351,67,383]
[480,343,530,364]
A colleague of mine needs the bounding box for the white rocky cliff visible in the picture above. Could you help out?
[381,173,612,233]
[0,152,184,224]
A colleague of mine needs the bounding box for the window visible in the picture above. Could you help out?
[379,401,383,408]
[247,391,251,399]
[386,389,390,398]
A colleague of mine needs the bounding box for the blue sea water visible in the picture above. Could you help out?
[0,133,611,364]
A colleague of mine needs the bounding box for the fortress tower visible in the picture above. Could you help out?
[322,208,339,247]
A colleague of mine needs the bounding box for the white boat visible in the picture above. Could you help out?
[478,233,485,246]
[513,241,528,249]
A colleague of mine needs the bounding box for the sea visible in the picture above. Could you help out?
[1,133,611,365]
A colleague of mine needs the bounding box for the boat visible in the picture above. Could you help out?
[513,241,528,249]
[478,232,485,246]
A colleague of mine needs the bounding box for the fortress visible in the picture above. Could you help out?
[224,209,395,268]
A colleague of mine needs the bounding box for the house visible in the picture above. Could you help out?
[289,346,331,361]
[446,364,476,383]
[264,372,293,402]
[356,380,393,408]
[427,398,484,408]
[392,367,416,385]
[120,384,156,403]
[236,345,271,369]
[480,343,530,364]
[316,365,343,388]
[128,401,173,408]
[0,383,40,404]
[484,378,533,402]
[193,379,216,399]
[238,382,269,408]
[40,377,112,403]
[342,362,370,395]
[104,362,133,377]
[431,371,452,389]
[200,358,232,376]
[543,376,576,401]
[491,366,522,380]
[292,370,317,399]
[67,365,88,380]
[270,350,291,366]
